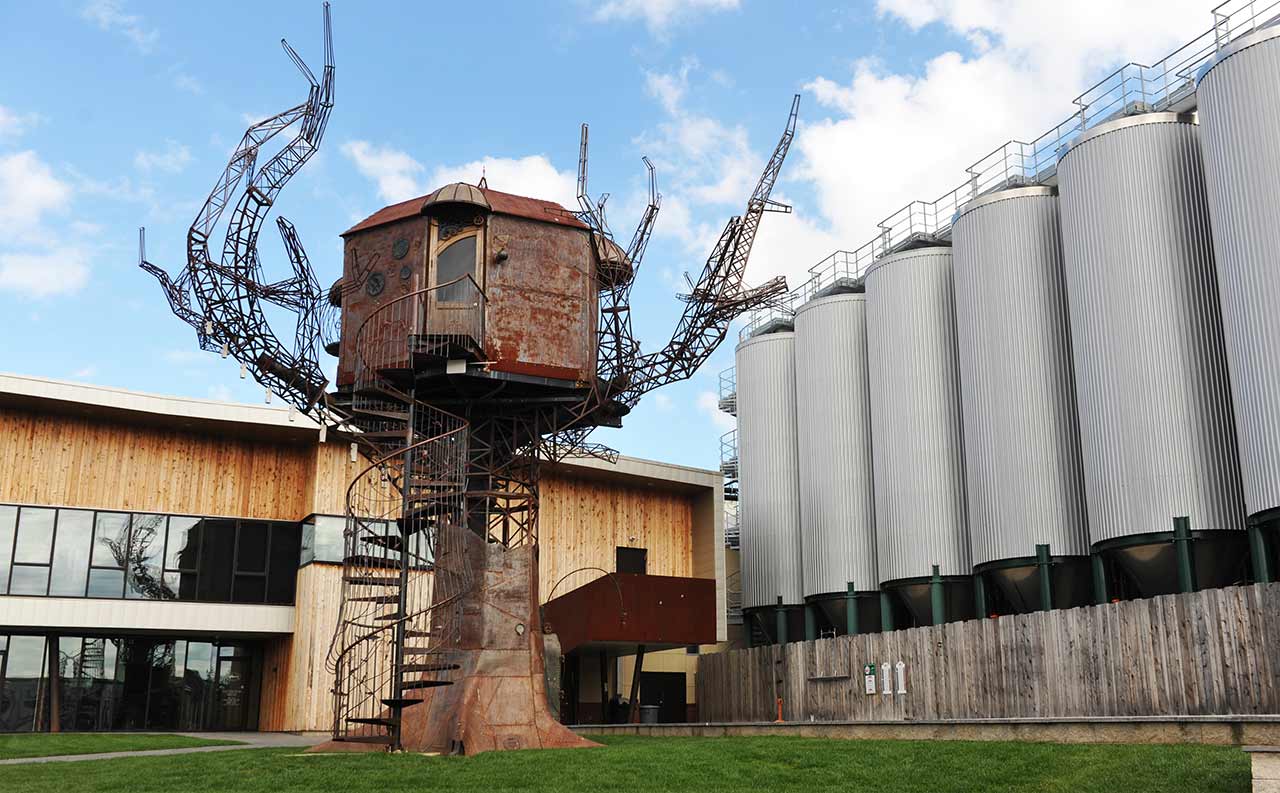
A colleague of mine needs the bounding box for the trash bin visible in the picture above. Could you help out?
[639,705,660,724]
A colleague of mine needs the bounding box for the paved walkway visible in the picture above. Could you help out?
[0,732,325,766]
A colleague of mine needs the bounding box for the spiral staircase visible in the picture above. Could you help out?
[324,277,485,749]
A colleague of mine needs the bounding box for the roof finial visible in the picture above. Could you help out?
[478,168,488,190]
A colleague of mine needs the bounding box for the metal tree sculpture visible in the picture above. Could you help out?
[140,2,798,752]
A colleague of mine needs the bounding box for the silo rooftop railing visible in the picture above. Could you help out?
[737,0,1280,342]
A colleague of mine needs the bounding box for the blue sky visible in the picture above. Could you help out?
[0,0,1219,469]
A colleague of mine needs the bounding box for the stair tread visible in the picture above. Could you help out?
[345,555,402,569]
[383,698,425,709]
[343,576,400,586]
[402,662,461,673]
[401,679,453,690]
[350,595,399,603]
[338,735,395,744]
[346,717,397,727]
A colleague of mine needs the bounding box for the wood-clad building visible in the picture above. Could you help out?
[0,373,724,733]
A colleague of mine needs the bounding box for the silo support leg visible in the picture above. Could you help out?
[880,591,894,633]
[1036,543,1053,612]
[930,565,946,626]
[1249,524,1272,584]
[1092,552,1108,604]
[846,582,859,636]
[1173,516,1196,594]
[775,596,787,646]
[974,573,987,619]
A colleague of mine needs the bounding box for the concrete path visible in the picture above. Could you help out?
[0,731,325,766]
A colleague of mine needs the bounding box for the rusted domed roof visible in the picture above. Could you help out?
[421,182,491,216]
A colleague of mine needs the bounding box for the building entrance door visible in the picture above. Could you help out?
[213,653,253,730]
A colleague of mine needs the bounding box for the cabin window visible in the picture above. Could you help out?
[616,546,647,575]
[434,234,478,303]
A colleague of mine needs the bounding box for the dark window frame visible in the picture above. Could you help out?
[0,503,301,606]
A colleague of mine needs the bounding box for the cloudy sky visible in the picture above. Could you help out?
[0,0,1219,468]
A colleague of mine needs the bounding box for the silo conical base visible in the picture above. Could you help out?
[975,556,1093,616]
[1094,531,1250,599]
[881,576,975,628]
[807,591,884,636]
[743,605,807,645]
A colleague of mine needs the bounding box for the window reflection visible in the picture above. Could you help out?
[126,514,170,600]
[50,510,92,597]
[0,506,16,595]
[0,635,46,732]
[0,505,301,606]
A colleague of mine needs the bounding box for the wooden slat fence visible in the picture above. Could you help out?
[697,583,1280,722]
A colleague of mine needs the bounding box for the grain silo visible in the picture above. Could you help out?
[951,186,1092,614]
[1056,112,1247,599]
[865,247,973,627]
[735,331,805,643]
[793,292,881,636]
[1197,25,1280,584]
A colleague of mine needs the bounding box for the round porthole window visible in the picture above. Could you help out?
[392,238,410,259]
[365,271,386,297]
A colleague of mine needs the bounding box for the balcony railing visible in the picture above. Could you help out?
[737,0,1280,340]
[718,367,737,415]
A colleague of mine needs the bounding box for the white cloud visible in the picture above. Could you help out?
[0,250,90,297]
[429,156,577,209]
[207,384,234,402]
[173,72,203,95]
[343,140,578,208]
[72,366,97,379]
[592,0,740,34]
[0,151,73,243]
[81,0,159,54]
[697,391,736,432]
[134,140,192,174]
[0,106,42,140]
[795,0,1214,258]
[652,393,673,411]
[341,141,425,204]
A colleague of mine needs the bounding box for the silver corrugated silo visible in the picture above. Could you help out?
[951,186,1092,615]
[794,292,881,635]
[1057,112,1247,599]
[865,246,973,627]
[735,330,805,642]
[1198,26,1280,583]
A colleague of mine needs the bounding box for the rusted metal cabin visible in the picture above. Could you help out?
[334,182,624,395]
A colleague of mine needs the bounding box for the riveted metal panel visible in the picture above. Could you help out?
[735,332,804,609]
[1198,29,1280,519]
[952,188,1090,567]
[1057,114,1245,545]
[865,247,971,582]
[794,294,877,596]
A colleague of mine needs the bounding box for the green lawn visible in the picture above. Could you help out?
[0,732,242,760]
[0,735,1250,791]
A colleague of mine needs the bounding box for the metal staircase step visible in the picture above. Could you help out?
[361,534,403,552]
[344,554,402,569]
[346,717,397,727]
[405,629,433,639]
[375,612,406,621]
[401,679,453,690]
[343,575,400,586]
[402,663,462,673]
[350,595,399,604]
[401,647,440,655]
[382,698,425,709]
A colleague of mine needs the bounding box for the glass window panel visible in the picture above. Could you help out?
[126,514,168,599]
[144,640,180,730]
[232,575,266,604]
[13,507,55,565]
[435,235,477,302]
[165,517,200,571]
[0,505,16,595]
[49,510,92,596]
[267,522,301,604]
[179,641,214,731]
[299,520,315,566]
[197,519,236,602]
[313,516,345,563]
[9,564,49,595]
[86,567,125,598]
[92,512,130,569]
[0,635,46,732]
[235,522,268,573]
